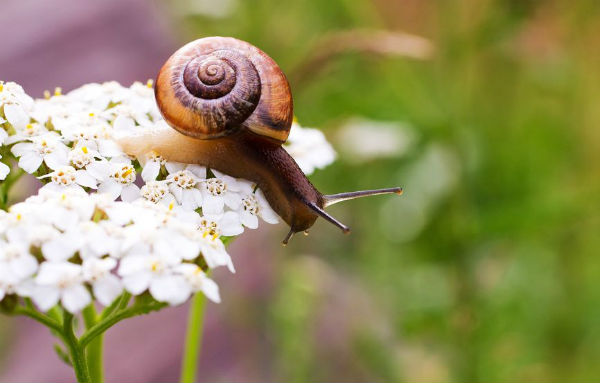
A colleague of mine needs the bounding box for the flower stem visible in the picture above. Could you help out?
[80,299,166,348]
[180,292,208,383]
[63,311,91,383]
[13,305,63,334]
[82,305,103,383]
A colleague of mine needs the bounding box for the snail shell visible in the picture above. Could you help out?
[155,36,293,143]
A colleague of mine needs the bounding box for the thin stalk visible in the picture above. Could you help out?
[80,301,166,348]
[180,292,208,383]
[13,306,63,334]
[82,305,103,383]
[100,292,131,320]
[63,311,91,383]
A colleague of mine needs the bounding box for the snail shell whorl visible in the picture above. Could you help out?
[156,37,293,142]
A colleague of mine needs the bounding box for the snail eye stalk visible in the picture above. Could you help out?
[288,187,404,241]
[306,201,351,234]
[323,187,403,207]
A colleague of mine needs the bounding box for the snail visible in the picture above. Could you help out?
[120,36,402,244]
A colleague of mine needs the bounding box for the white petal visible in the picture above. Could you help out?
[169,184,183,202]
[32,286,60,312]
[201,277,221,303]
[98,139,125,157]
[42,237,79,262]
[149,275,191,306]
[118,255,147,276]
[75,170,97,189]
[0,129,7,145]
[11,142,34,157]
[256,190,280,223]
[44,150,69,170]
[93,275,123,306]
[4,104,29,129]
[181,189,201,210]
[120,184,140,202]
[98,180,122,200]
[165,162,185,173]
[0,162,9,180]
[141,160,160,182]
[10,254,38,278]
[240,211,259,229]
[18,153,43,173]
[122,272,152,295]
[187,165,206,179]
[86,161,110,181]
[113,115,135,132]
[61,284,92,313]
[223,192,241,209]
[202,195,224,215]
[219,211,244,236]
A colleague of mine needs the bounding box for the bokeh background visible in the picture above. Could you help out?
[2,0,600,381]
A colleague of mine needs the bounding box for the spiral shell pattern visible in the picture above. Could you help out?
[155,37,293,142]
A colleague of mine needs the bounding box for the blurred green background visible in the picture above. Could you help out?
[174,0,600,381]
[3,0,600,381]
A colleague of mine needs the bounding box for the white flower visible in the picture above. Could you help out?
[68,145,99,169]
[55,111,123,157]
[199,170,243,215]
[4,224,60,249]
[0,82,34,130]
[237,187,279,228]
[198,212,243,237]
[140,151,166,181]
[96,160,140,201]
[31,93,85,123]
[0,155,9,180]
[32,262,91,313]
[0,241,38,279]
[166,164,206,210]
[118,252,191,305]
[284,122,336,175]
[39,165,98,193]
[175,264,220,303]
[11,133,69,173]
[41,221,120,261]
[119,220,201,262]
[0,268,30,302]
[82,257,123,306]
[38,188,97,229]
[5,122,49,144]
[0,79,339,314]
[0,128,7,145]
[67,81,130,110]
[140,180,175,205]
[198,234,235,273]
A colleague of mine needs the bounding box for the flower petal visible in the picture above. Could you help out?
[93,275,123,306]
[62,284,92,313]
[149,275,191,306]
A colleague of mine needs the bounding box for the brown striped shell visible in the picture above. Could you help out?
[155,37,293,143]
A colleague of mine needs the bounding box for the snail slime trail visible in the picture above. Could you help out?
[123,36,403,244]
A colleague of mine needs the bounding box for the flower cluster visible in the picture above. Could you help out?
[0,188,223,312]
[0,80,336,313]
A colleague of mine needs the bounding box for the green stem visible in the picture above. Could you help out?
[63,311,91,383]
[180,292,208,383]
[13,306,63,334]
[100,292,131,320]
[82,305,103,383]
[80,300,166,349]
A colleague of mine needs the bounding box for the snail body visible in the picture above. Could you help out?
[121,36,401,243]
